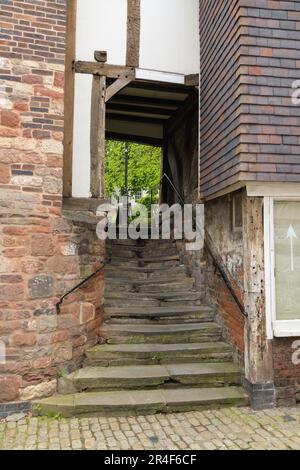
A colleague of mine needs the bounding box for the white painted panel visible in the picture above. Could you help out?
[72,74,92,197]
[76,0,127,64]
[140,0,200,75]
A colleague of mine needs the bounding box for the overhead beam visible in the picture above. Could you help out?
[105,75,135,103]
[110,94,182,109]
[106,131,162,147]
[126,0,141,67]
[185,74,199,87]
[106,113,167,126]
[165,93,198,136]
[124,80,192,95]
[106,102,174,117]
[75,61,135,79]
[63,0,77,197]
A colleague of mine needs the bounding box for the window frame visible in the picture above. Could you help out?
[265,196,300,338]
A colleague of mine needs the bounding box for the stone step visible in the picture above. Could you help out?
[105,298,160,308]
[100,322,222,344]
[110,259,180,269]
[137,279,194,293]
[34,387,248,417]
[104,306,215,324]
[85,342,233,367]
[104,290,202,301]
[105,279,195,294]
[60,362,242,393]
[104,291,203,308]
[106,265,186,275]
[105,272,190,284]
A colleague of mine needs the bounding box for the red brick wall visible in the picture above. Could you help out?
[273,337,300,406]
[0,0,105,403]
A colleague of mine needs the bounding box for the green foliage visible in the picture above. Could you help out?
[105,140,161,197]
[138,192,159,212]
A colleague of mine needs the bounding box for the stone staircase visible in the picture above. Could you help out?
[34,239,248,417]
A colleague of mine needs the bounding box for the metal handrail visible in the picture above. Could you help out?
[56,260,108,314]
[159,174,247,318]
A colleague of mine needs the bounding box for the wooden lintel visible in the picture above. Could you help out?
[106,131,162,147]
[106,113,166,126]
[105,75,134,103]
[165,93,198,136]
[90,75,106,198]
[75,61,135,79]
[110,94,182,109]
[107,102,174,117]
[185,74,199,87]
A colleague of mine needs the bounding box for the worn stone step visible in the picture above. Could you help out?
[141,255,180,264]
[105,278,194,293]
[105,273,190,285]
[104,290,202,301]
[104,306,215,324]
[60,362,242,393]
[137,279,194,293]
[34,387,248,417]
[105,298,160,308]
[106,265,186,274]
[100,322,222,344]
[85,342,233,366]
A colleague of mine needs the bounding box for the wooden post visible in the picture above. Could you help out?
[243,195,275,407]
[63,0,77,197]
[90,75,106,198]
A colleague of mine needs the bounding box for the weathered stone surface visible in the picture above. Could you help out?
[31,234,55,256]
[0,376,21,402]
[0,163,10,183]
[20,379,57,401]
[28,275,53,299]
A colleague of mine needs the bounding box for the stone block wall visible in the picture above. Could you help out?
[0,0,105,405]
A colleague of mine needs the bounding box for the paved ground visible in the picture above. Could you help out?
[1,407,300,450]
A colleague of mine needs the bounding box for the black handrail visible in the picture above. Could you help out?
[159,173,247,318]
[56,261,107,314]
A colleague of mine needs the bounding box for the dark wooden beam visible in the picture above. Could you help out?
[90,75,106,197]
[75,61,135,79]
[106,113,167,125]
[105,75,135,103]
[106,131,162,147]
[185,74,199,87]
[128,80,193,94]
[110,94,183,109]
[106,103,174,117]
[63,0,77,197]
[165,93,198,136]
[126,0,141,67]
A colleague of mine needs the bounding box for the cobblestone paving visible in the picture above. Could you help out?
[1,407,300,450]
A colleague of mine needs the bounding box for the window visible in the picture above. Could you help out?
[265,197,300,338]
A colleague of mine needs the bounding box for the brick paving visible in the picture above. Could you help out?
[1,407,300,450]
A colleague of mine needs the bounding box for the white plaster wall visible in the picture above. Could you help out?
[73,0,128,196]
[72,74,92,197]
[76,0,127,63]
[140,0,200,75]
